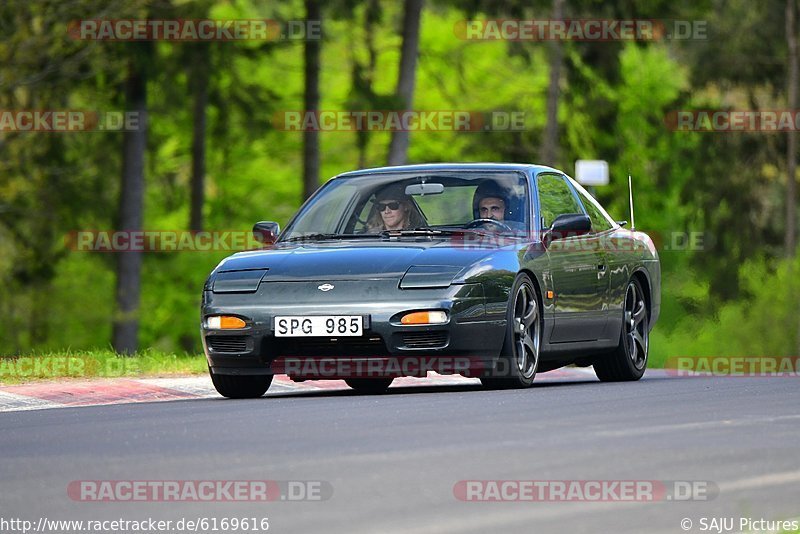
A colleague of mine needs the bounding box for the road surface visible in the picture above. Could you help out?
[1,371,798,534]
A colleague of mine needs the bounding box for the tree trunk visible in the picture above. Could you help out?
[540,0,564,167]
[190,43,209,232]
[112,51,148,354]
[357,0,380,169]
[787,0,798,256]
[303,0,321,200]
[387,0,423,166]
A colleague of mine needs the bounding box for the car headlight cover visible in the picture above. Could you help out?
[206,315,247,329]
[400,311,448,325]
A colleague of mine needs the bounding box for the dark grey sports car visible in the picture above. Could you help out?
[201,163,660,398]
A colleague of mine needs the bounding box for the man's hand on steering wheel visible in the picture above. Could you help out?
[464,218,512,232]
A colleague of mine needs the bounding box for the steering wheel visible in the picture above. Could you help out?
[464,218,513,232]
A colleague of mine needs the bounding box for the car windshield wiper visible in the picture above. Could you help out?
[380,227,497,238]
[380,227,449,237]
[281,233,380,243]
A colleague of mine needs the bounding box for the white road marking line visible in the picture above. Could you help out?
[0,390,64,412]
[137,377,217,397]
[139,375,333,395]
[718,470,800,493]
[597,414,800,437]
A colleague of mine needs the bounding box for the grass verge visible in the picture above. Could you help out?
[0,349,207,385]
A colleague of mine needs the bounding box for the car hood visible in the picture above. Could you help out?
[213,241,498,282]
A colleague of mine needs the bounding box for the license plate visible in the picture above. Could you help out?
[274,316,363,337]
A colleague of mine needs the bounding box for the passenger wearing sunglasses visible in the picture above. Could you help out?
[366,184,424,232]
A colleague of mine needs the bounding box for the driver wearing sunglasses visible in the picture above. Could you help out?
[366,184,422,232]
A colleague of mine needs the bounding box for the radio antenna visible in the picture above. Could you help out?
[628,174,635,231]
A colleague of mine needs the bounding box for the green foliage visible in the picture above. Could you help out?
[650,251,800,367]
[0,0,796,365]
[0,348,206,384]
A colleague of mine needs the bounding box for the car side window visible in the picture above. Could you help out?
[575,187,614,233]
[536,174,584,228]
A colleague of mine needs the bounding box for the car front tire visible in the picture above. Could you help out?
[209,368,273,398]
[481,273,541,389]
[594,277,649,382]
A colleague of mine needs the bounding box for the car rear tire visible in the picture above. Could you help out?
[481,273,541,389]
[209,368,273,398]
[345,378,393,394]
[594,277,649,382]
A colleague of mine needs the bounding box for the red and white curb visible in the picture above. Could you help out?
[0,368,600,413]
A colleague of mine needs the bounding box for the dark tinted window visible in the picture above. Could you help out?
[282,171,529,239]
[536,174,584,228]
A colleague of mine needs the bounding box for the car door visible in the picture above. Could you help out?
[570,178,616,339]
[536,173,607,342]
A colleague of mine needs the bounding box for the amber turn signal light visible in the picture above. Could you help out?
[400,311,448,325]
[207,315,247,329]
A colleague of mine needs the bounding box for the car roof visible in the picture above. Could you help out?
[336,162,561,178]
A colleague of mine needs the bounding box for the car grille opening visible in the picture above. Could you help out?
[266,335,389,358]
[207,336,248,353]
[399,331,449,349]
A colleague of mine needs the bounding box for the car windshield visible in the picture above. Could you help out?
[280,171,530,241]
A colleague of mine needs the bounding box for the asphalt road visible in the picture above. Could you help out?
[1,372,798,534]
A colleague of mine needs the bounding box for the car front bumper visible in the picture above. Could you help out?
[201,280,506,377]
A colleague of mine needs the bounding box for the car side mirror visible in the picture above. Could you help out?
[253,221,280,244]
[547,214,591,243]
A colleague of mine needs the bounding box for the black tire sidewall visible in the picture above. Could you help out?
[619,278,648,378]
[209,368,273,398]
[495,273,540,387]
